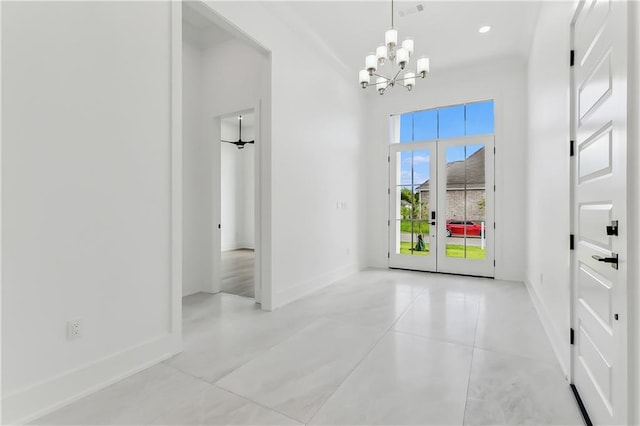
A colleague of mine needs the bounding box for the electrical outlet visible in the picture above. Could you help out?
[67,319,82,340]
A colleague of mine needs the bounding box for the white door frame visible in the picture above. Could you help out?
[171,0,274,329]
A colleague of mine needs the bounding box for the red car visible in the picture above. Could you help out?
[446,220,484,237]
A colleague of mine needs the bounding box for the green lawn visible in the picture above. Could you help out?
[400,241,429,256]
[399,242,486,259]
[400,220,430,234]
[445,244,486,259]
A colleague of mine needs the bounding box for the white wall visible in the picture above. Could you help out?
[182,38,212,297]
[221,120,255,251]
[1,2,178,423]
[364,57,528,283]
[202,2,367,308]
[525,2,573,375]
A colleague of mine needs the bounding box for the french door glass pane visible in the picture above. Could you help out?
[400,151,412,185]
[394,147,432,258]
[445,144,487,259]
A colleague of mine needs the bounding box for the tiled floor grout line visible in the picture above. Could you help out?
[211,383,306,424]
[471,342,563,366]
[158,361,305,424]
[304,284,427,425]
[389,329,476,350]
[461,293,481,426]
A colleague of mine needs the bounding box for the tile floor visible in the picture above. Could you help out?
[32,269,583,425]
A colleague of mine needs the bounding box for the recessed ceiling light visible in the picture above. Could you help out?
[479,26,491,34]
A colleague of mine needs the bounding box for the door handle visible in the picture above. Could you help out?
[592,253,619,270]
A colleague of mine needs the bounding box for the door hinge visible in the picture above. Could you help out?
[493,222,496,229]
[493,260,496,267]
[570,328,575,345]
[570,50,575,67]
[570,140,575,157]
[388,155,390,163]
[387,220,390,226]
[493,147,496,154]
[570,234,575,250]
[388,188,390,195]
[493,185,496,191]
[387,252,390,259]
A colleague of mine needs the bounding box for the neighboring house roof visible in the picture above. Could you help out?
[417,146,485,191]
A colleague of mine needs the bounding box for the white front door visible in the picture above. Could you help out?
[571,0,628,424]
[389,136,494,278]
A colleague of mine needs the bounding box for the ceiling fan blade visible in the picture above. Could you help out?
[221,139,238,144]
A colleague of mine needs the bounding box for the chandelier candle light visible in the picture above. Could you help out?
[359,0,430,95]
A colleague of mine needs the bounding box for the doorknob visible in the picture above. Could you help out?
[592,253,619,270]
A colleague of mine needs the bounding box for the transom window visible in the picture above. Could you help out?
[398,100,494,143]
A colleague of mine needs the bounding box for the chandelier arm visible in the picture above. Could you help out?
[390,66,403,85]
[396,76,413,82]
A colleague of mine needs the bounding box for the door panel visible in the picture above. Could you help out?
[571,0,627,424]
[389,141,437,271]
[437,136,494,277]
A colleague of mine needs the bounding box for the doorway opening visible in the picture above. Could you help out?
[220,111,256,298]
[178,0,271,312]
[388,100,495,277]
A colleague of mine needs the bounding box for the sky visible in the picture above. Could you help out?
[398,100,493,187]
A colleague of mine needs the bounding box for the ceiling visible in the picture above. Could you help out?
[221,113,255,130]
[278,1,541,73]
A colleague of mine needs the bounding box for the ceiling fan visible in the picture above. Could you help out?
[221,115,254,150]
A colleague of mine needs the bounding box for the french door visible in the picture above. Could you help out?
[389,135,495,277]
[570,0,628,424]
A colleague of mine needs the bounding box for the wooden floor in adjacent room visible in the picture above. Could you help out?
[221,249,254,298]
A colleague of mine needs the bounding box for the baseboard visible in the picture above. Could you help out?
[274,263,360,309]
[221,242,255,252]
[525,278,570,377]
[2,333,181,425]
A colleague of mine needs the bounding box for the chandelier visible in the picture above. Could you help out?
[358,0,430,95]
